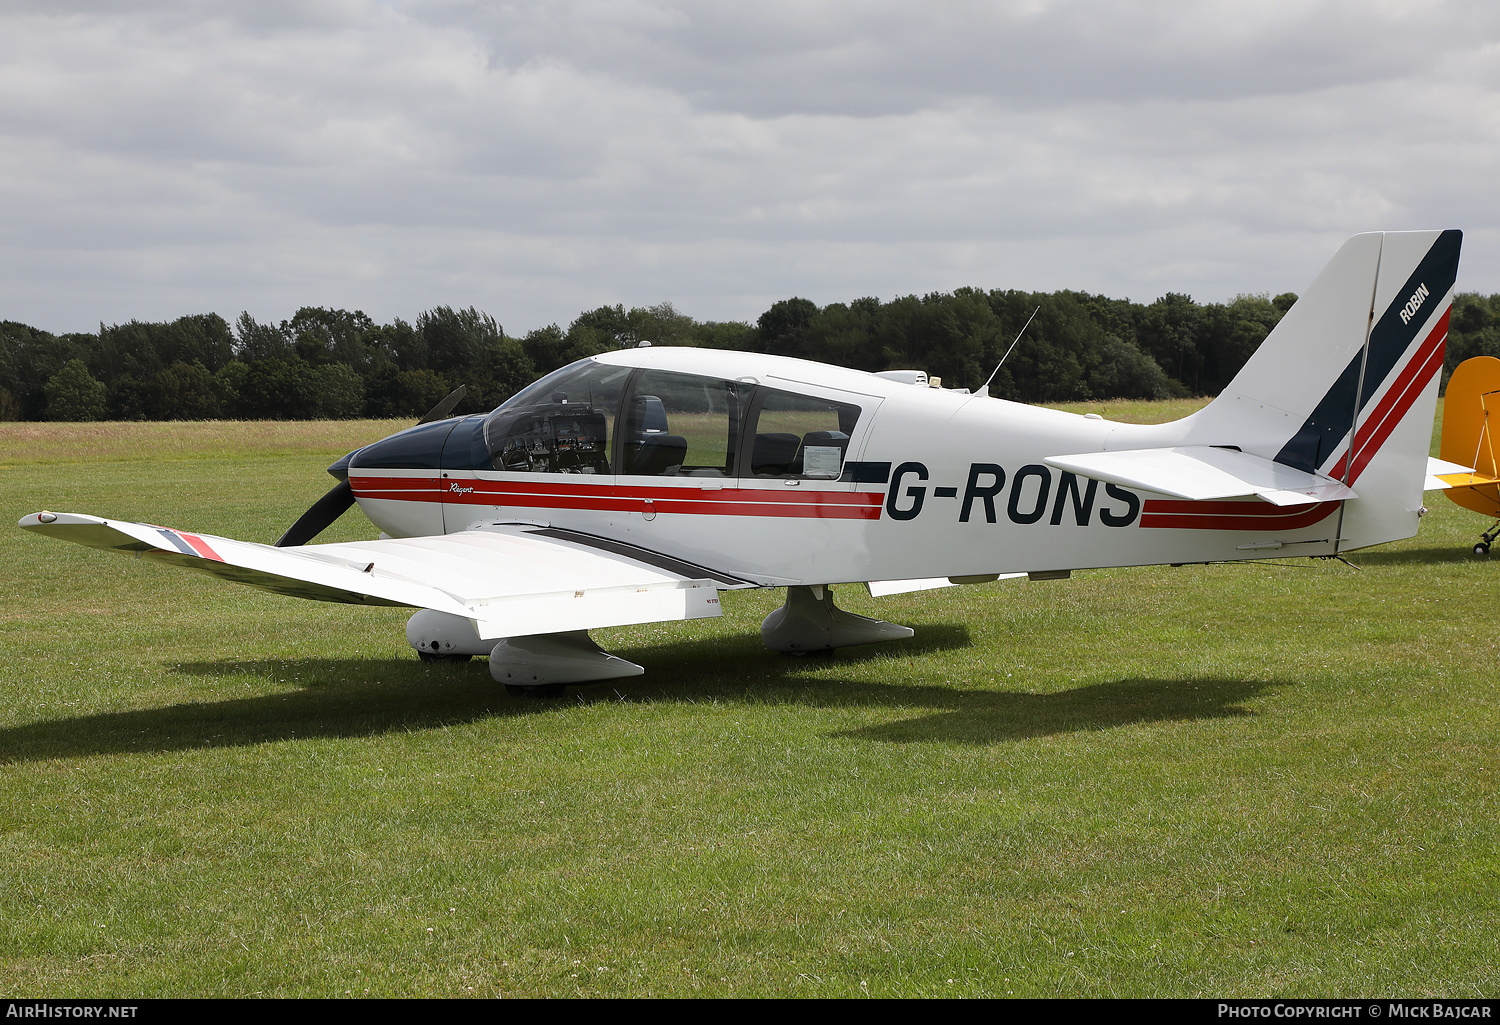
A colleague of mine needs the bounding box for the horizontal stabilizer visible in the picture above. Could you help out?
[1425,456,1500,490]
[19,512,732,640]
[1044,446,1357,506]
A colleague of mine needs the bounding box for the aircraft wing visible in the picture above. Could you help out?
[18,512,752,640]
[1424,456,1500,490]
[1044,446,1356,506]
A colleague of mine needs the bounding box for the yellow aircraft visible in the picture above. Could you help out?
[1435,355,1500,554]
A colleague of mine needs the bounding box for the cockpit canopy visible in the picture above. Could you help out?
[351,356,865,480]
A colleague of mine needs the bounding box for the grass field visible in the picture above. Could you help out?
[1,404,1497,997]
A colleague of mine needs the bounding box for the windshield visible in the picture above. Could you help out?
[481,359,631,474]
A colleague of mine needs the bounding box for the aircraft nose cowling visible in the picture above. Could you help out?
[327,447,363,482]
[346,415,493,476]
[346,418,461,473]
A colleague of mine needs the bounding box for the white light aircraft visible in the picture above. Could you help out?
[21,231,1464,695]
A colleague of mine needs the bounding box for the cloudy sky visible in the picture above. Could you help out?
[3,0,1498,336]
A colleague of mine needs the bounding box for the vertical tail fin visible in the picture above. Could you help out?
[1186,230,1462,550]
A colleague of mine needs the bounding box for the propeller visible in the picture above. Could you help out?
[274,479,356,548]
[274,385,468,548]
[415,384,467,425]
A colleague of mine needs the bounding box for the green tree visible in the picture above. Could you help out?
[363,366,451,419]
[106,375,151,420]
[213,361,249,417]
[147,361,221,419]
[310,362,365,419]
[1137,293,1202,393]
[520,324,569,373]
[756,298,819,356]
[365,318,422,372]
[94,315,234,385]
[686,319,757,350]
[418,306,502,375]
[287,307,379,371]
[798,298,883,372]
[44,359,108,421]
[567,305,635,352]
[0,322,90,420]
[1089,337,1171,399]
[238,358,319,419]
[233,313,292,362]
[980,291,1094,402]
[629,301,695,347]
[1444,293,1500,390]
[475,337,537,409]
[1193,295,1284,395]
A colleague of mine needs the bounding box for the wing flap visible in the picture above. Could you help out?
[866,573,1026,597]
[1044,446,1357,505]
[466,584,722,640]
[19,513,729,638]
[866,577,954,597]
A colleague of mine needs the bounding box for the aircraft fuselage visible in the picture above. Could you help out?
[346,347,1353,587]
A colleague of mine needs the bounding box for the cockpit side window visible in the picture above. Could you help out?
[744,389,862,479]
[481,359,630,474]
[621,371,749,477]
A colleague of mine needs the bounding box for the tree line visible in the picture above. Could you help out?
[6,286,1494,422]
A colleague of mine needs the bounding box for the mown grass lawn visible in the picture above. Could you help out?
[0,407,1496,998]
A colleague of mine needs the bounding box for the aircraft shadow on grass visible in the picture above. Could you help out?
[826,677,1281,745]
[1342,546,1489,566]
[0,626,1286,762]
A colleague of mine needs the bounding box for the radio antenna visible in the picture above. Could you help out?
[978,305,1041,397]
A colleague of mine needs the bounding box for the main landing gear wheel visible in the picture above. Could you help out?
[417,651,473,664]
[1475,522,1500,556]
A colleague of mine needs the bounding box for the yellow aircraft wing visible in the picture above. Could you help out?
[1440,356,1500,518]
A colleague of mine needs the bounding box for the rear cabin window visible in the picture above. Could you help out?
[745,390,861,479]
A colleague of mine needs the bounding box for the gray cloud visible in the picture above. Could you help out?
[439,0,1500,112]
[1,0,1497,334]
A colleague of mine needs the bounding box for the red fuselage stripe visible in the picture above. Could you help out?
[1140,501,1340,531]
[349,476,885,520]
